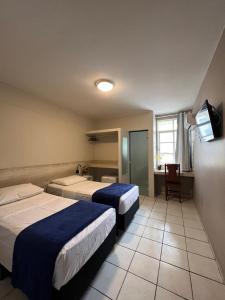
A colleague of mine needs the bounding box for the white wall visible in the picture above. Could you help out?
[93,142,118,161]
[94,112,154,197]
[192,29,225,276]
[0,83,94,169]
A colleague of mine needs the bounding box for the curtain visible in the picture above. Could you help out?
[175,112,191,171]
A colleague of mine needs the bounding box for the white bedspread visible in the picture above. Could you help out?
[47,181,139,215]
[0,192,115,290]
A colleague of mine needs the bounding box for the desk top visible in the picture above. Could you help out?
[154,169,194,178]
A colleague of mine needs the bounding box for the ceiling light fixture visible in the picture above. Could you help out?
[95,79,114,92]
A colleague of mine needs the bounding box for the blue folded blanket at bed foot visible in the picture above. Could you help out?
[12,200,111,300]
[92,183,135,214]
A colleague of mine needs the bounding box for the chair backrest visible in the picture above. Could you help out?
[165,164,180,182]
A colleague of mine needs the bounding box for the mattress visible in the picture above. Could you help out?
[47,181,139,215]
[0,192,115,290]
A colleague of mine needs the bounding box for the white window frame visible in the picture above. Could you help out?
[156,115,178,167]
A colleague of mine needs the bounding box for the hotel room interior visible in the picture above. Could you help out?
[0,1,225,300]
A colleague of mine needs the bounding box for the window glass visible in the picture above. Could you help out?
[159,132,173,143]
[160,143,174,154]
[160,154,174,165]
[157,119,174,131]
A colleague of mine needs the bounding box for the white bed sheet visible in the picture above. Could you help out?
[0,192,115,290]
[47,181,139,215]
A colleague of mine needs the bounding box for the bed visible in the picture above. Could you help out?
[0,183,116,300]
[47,175,139,230]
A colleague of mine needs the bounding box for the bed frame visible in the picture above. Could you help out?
[0,226,116,300]
[118,197,139,230]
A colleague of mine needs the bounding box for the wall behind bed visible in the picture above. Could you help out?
[0,83,94,171]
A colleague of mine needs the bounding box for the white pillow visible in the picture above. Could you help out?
[0,183,44,206]
[51,175,87,186]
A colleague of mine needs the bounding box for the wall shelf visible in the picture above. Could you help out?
[87,160,118,169]
[85,128,129,183]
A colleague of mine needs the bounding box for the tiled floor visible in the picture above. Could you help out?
[1,196,225,300]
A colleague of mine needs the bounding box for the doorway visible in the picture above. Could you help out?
[129,130,149,195]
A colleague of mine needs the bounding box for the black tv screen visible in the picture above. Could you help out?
[195,100,220,142]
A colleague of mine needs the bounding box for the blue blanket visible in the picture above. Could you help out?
[12,201,111,300]
[92,183,135,214]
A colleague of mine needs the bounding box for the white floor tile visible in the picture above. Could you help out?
[188,253,222,282]
[152,208,167,215]
[167,208,182,217]
[156,286,184,300]
[3,289,27,300]
[0,277,13,299]
[117,272,156,300]
[137,237,162,259]
[81,287,110,300]
[185,227,208,242]
[129,252,159,284]
[163,232,186,250]
[143,227,164,243]
[158,262,192,300]
[141,202,154,210]
[168,201,182,207]
[161,244,189,270]
[91,262,126,300]
[126,222,145,237]
[166,215,183,225]
[153,201,167,208]
[106,244,134,270]
[155,198,167,203]
[136,208,151,218]
[191,273,225,300]
[118,232,141,250]
[147,218,165,230]
[182,205,199,212]
[168,200,182,206]
[183,214,200,221]
[133,214,148,226]
[184,219,204,230]
[150,212,166,221]
[143,196,155,202]
[186,238,214,258]
[165,223,185,236]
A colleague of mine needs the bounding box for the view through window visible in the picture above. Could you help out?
[156,117,178,166]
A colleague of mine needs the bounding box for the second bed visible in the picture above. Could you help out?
[47,175,139,230]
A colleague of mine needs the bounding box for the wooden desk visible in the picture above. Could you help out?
[154,170,194,178]
[154,170,194,199]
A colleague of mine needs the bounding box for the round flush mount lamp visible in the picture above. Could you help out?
[95,79,114,92]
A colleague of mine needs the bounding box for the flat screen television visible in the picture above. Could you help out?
[195,100,220,142]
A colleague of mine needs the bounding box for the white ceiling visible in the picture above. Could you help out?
[0,0,225,119]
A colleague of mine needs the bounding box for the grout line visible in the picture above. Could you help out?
[115,198,153,299]
[156,283,194,300]
[189,270,224,285]
[115,216,145,300]
[153,197,168,300]
[90,286,113,299]
[113,246,225,286]
[182,198,195,300]
[94,198,225,300]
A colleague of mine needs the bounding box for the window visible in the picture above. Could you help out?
[156,116,177,166]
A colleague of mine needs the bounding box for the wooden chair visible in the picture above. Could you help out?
[165,164,181,202]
